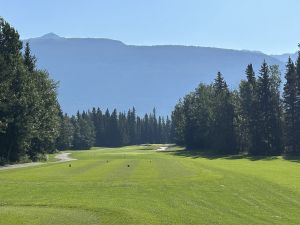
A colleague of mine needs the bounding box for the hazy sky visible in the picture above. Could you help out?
[1,0,300,54]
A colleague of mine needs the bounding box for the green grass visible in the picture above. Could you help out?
[0,145,300,225]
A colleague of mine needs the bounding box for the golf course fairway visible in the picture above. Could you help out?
[0,145,299,225]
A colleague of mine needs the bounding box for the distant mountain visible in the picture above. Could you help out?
[26,33,286,115]
[271,52,297,64]
[39,32,62,40]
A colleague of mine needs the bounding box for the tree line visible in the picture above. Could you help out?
[172,48,300,156]
[57,108,171,150]
[2,16,300,163]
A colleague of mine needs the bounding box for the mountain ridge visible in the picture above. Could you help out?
[25,33,294,115]
[27,33,283,56]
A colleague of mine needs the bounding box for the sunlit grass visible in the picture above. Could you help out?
[0,144,299,225]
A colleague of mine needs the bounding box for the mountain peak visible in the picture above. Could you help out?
[39,32,62,39]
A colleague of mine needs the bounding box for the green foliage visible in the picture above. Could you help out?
[71,111,95,150]
[212,72,236,153]
[0,18,60,162]
[283,45,300,155]
[56,111,74,150]
[239,64,258,153]
[254,62,283,155]
[283,58,297,153]
[23,42,36,72]
[61,107,172,150]
[172,62,286,156]
[283,45,300,154]
[171,73,237,154]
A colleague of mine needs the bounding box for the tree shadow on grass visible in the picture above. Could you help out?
[168,148,284,162]
[282,155,300,163]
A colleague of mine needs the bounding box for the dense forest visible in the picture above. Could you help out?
[0,18,171,163]
[57,108,171,150]
[172,50,300,156]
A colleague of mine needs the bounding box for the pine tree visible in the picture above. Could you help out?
[56,112,74,150]
[136,116,142,144]
[71,111,95,149]
[171,100,185,145]
[23,42,36,72]
[256,61,282,155]
[142,114,149,143]
[91,107,104,146]
[256,61,272,155]
[119,112,130,145]
[212,72,237,154]
[127,107,136,144]
[294,45,300,154]
[214,72,228,94]
[165,116,172,143]
[103,109,110,146]
[182,92,199,148]
[283,58,297,153]
[269,65,283,154]
[239,64,260,154]
[108,109,121,146]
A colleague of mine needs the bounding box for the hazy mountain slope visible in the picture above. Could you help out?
[27,33,285,115]
[271,52,297,64]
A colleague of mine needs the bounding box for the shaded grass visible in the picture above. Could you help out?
[169,146,294,162]
[283,154,300,163]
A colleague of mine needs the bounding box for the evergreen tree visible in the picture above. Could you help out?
[165,116,172,143]
[171,100,185,145]
[119,112,130,145]
[72,111,95,149]
[108,109,121,146]
[214,72,228,94]
[212,72,237,154]
[269,65,283,154]
[239,64,259,154]
[283,58,297,153]
[23,42,36,72]
[127,107,136,144]
[0,18,60,162]
[294,45,300,154]
[136,116,142,144]
[91,107,105,147]
[256,61,282,155]
[56,111,74,150]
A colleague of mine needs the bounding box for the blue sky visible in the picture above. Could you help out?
[1,0,300,54]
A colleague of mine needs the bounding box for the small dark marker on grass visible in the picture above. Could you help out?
[127,164,130,167]
[69,164,71,167]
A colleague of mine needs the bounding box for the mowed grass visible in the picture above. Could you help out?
[0,145,300,225]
